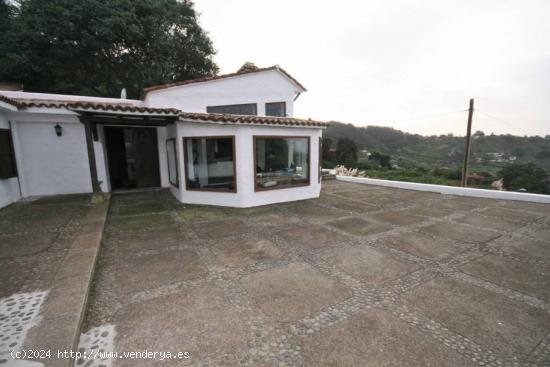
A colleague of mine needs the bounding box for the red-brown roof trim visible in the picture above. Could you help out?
[0,95,24,108]
[1,96,326,127]
[143,65,307,95]
[180,112,328,128]
[11,99,180,115]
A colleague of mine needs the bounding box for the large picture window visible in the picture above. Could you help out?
[254,136,310,191]
[184,136,236,192]
[166,138,178,187]
[0,129,17,179]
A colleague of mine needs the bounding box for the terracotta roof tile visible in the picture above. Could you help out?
[1,95,326,127]
[12,99,180,115]
[143,64,307,95]
[0,95,24,108]
[180,112,328,128]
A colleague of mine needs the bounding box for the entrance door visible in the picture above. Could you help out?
[105,127,161,190]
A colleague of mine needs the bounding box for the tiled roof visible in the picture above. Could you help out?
[180,112,328,127]
[0,95,24,108]
[11,99,180,115]
[143,64,307,95]
[1,95,327,128]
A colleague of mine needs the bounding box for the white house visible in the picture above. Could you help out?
[0,63,327,208]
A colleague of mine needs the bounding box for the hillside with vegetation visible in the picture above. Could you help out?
[323,122,550,194]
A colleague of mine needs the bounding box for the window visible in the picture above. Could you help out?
[265,102,286,117]
[254,136,310,191]
[0,129,17,179]
[184,136,236,192]
[207,103,257,115]
[166,138,178,187]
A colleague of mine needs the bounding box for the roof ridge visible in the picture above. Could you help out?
[143,64,306,95]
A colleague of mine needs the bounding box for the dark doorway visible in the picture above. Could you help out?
[105,127,161,190]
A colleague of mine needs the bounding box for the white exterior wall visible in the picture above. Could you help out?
[165,123,181,199]
[13,113,93,197]
[175,121,322,208]
[0,112,21,208]
[145,70,299,117]
[156,126,170,188]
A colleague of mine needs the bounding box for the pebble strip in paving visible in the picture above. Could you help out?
[76,325,115,367]
[0,291,48,364]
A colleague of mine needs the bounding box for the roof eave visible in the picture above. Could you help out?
[143,65,307,96]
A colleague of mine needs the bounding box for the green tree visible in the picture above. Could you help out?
[369,152,391,169]
[0,0,218,98]
[536,150,550,159]
[336,138,358,167]
[322,137,334,164]
[498,163,549,194]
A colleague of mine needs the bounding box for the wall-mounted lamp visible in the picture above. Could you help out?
[54,123,62,137]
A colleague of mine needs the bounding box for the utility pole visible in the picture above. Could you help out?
[461,98,474,187]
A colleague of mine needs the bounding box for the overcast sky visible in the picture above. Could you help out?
[193,0,550,137]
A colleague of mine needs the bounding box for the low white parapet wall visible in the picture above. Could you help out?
[336,176,550,204]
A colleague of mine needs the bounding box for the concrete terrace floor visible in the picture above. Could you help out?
[0,194,91,363]
[76,180,550,367]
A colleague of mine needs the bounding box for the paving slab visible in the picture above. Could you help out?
[324,244,420,284]
[318,193,379,212]
[177,205,230,223]
[191,218,250,240]
[112,249,205,294]
[109,213,175,231]
[276,224,343,250]
[494,200,550,215]
[371,210,426,226]
[278,200,347,222]
[528,227,550,241]
[479,207,544,224]
[379,231,471,260]
[327,217,391,237]
[453,212,526,232]
[402,276,550,359]
[113,285,250,366]
[210,235,284,269]
[460,254,550,302]
[491,236,550,259]
[116,201,169,216]
[418,222,500,244]
[0,232,59,258]
[301,308,476,367]
[0,214,71,234]
[242,262,351,322]
[248,211,303,228]
[351,193,406,208]
[403,205,456,218]
[427,198,479,212]
[105,227,185,254]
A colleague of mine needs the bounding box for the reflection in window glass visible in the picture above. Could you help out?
[207,103,257,115]
[166,138,178,187]
[255,137,309,190]
[184,137,236,192]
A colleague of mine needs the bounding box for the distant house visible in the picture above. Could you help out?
[0,63,327,208]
